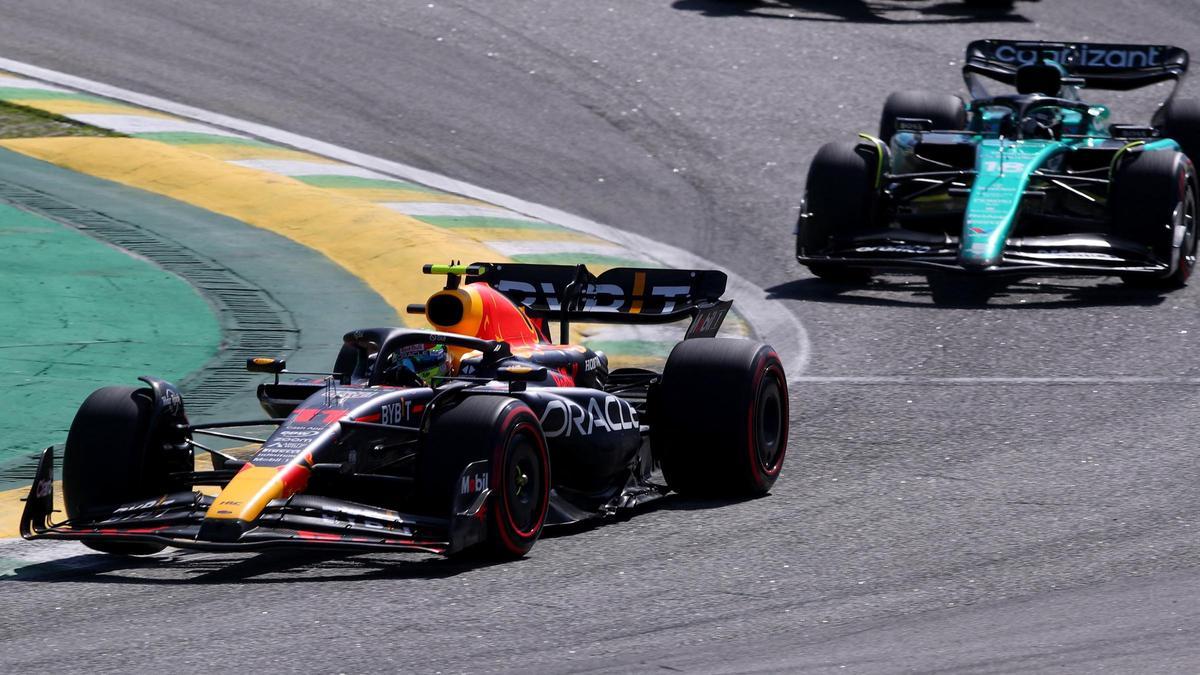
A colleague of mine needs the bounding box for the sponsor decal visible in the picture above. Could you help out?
[262,440,309,450]
[277,429,320,438]
[160,389,183,414]
[330,389,380,400]
[992,43,1164,69]
[854,245,933,254]
[538,395,638,438]
[35,479,52,499]
[381,400,413,425]
[983,161,1026,174]
[583,356,602,372]
[1027,250,1120,259]
[495,280,693,314]
[461,471,489,494]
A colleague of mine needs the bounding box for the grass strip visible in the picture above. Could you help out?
[0,100,121,139]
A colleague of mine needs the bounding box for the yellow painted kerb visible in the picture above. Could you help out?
[0,137,510,322]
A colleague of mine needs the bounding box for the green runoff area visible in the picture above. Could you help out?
[0,203,219,477]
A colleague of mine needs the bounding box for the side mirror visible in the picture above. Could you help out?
[246,357,286,374]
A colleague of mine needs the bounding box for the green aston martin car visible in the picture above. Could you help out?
[796,39,1199,291]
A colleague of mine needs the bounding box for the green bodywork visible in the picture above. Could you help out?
[896,102,1185,268]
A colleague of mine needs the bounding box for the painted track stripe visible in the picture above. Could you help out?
[229,158,395,179]
[414,216,563,231]
[66,114,248,138]
[0,87,99,101]
[135,132,278,147]
[485,240,653,260]
[382,201,533,219]
[292,175,441,192]
[0,56,810,377]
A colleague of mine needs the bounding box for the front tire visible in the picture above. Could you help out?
[63,386,169,555]
[653,339,788,497]
[798,141,880,284]
[418,396,550,558]
[1111,150,1198,289]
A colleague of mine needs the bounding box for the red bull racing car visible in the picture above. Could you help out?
[20,263,788,558]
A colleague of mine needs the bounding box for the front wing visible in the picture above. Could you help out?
[19,447,491,556]
[798,231,1169,277]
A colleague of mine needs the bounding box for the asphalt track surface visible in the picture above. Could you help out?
[3,0,1200,672]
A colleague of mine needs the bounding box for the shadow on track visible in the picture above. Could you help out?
[671,0,1034,24]
[768,276,1172,309]
[4,548,515,585]
[6,495,764,585]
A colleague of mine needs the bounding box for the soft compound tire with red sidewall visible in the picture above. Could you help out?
[419,395,550,558]
[653,339,789,497]
[63,386,167,556]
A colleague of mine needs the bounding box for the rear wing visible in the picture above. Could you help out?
[963,39,1189,97]
[465,262,732,342]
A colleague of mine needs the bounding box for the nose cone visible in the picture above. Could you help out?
[199,464,310,540]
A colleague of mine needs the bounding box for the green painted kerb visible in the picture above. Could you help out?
[0,203,220,471]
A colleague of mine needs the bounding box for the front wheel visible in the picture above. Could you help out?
[653,339,788,497]
[418,396,550,558]
[797,141,881,284]
[1112,150,1198,289]
[63,386,171,555]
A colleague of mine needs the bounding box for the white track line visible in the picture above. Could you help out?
[0,75,71,91]
[484,240,651,259]
[0,56,811,377]
[66,114,248,137]
[794,376,1200,385]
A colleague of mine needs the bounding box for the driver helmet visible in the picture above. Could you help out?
[394,343,451,384]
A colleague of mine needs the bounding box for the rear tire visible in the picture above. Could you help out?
[63,386,169,555]
[798,141,880,284]
[879,91,966,143]
[1158,99,1200,166]
[653,339,788,497]
[1111,150,1198,289]
[418,396,550,558]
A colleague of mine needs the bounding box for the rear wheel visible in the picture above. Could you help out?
[63,386,170,555]
[798,141,880,284]
[1111,150,1198,289]
[653,339,788,497]
[1158,99,1200,166]
[418,396,550,558]
[879,91,966,143]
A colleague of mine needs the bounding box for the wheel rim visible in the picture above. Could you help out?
[503,432,544,536]
[753,370,786,475]
[1179,185,1197,280]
